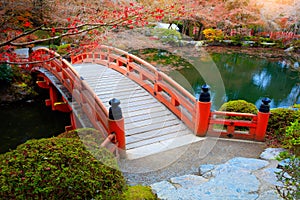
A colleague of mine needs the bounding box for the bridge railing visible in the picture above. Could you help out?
[31,47,110,137]
[209,111,258,140]
[72,45,197,131]
[71,45,270,142]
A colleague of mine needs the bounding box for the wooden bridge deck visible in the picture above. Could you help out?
[72,63,203,159]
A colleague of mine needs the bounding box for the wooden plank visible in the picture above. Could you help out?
[126,134,203,160]
[123,106,168,118]
[126,124,186,144]
[123,98,158,107]
[101,94,154,105]
[126,122,187,139]
[125,116,176,131]
[126,130,191,150]
[124,103,162,113]
[96,89,148,100]
[126,119,180,135]
[92,82,134,89]
[94,87,144,96]
[125,111,173,124]
[89,82,140,93]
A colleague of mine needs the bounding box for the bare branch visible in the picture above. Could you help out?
[1,12,141,48]
[0,55,61,65]
[0,26,43,47]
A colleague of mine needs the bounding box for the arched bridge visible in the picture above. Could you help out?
[22,46,271,159]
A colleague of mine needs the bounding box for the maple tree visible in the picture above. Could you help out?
[0,0,188,64]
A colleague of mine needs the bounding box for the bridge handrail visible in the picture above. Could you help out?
[32,47,110,134]
[72,45,197,130]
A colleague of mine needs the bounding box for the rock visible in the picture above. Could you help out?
[150,157,281,200]
[150,180,178,200]
[260,148,286,160]
[278,158,299,169]
[278,158,291,168]
[256,190,283,200]
[284,46,294,52]
[170,175,208,189]
[224,157,269,171]
[199,164,215,178]
[260,168,283,187]
[144,29,151,37]
[195,41,205,47]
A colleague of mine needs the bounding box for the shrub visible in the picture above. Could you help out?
[203,28,223,41]
[123,185,157,200]
[219,100,258,120]
[283,120,300,156]
[0,132,125,199]
[57,44,71,55]
[267,108,300,136]
[0,64,13,83]
[151,28,182,43]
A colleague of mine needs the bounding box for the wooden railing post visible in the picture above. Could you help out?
[255,98,271,141]
[108,98,126,158]
[195,84,211,136]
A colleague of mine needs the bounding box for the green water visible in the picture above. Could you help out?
[0,100,70,153]
[132,49,299,110]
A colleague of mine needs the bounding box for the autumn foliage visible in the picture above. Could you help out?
[0,0,191,63]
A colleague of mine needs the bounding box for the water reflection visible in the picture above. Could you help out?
[0,101,70,153]
[252,69,271,90]
[171,53,299,109]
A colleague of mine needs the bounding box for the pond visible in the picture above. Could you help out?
[0,98,70,153]
[131,49,300,110]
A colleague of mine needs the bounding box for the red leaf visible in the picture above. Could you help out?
[51,27,55,34]
[23,21,31,28]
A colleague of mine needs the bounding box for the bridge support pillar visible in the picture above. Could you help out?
[255,98,271,141]
[108,98,126,158]
[195,84,211,137]
[36,74,75,132]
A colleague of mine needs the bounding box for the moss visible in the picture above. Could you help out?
[123,185,157,200]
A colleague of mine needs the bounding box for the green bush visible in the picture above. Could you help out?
[267,108,300,137]
[123,185,157,200]
[151,28,181,43]
[265,107,300,147]
[219,100,258,120]
[283,120,300,156]
[0,132,125,199]
[0,64,13,83]
[57,44,71,55]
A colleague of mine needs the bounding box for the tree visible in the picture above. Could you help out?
[0,0,186,64]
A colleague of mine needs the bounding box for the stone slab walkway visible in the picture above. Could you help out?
[150,149,286,200]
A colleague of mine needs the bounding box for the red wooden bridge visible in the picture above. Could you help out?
[18,46,271,159]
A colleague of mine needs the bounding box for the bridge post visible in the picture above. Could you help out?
[255,98,271,141]
[108,98,126,158]
[195,84,211,136]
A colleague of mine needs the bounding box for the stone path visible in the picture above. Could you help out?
[150,149,286,200]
